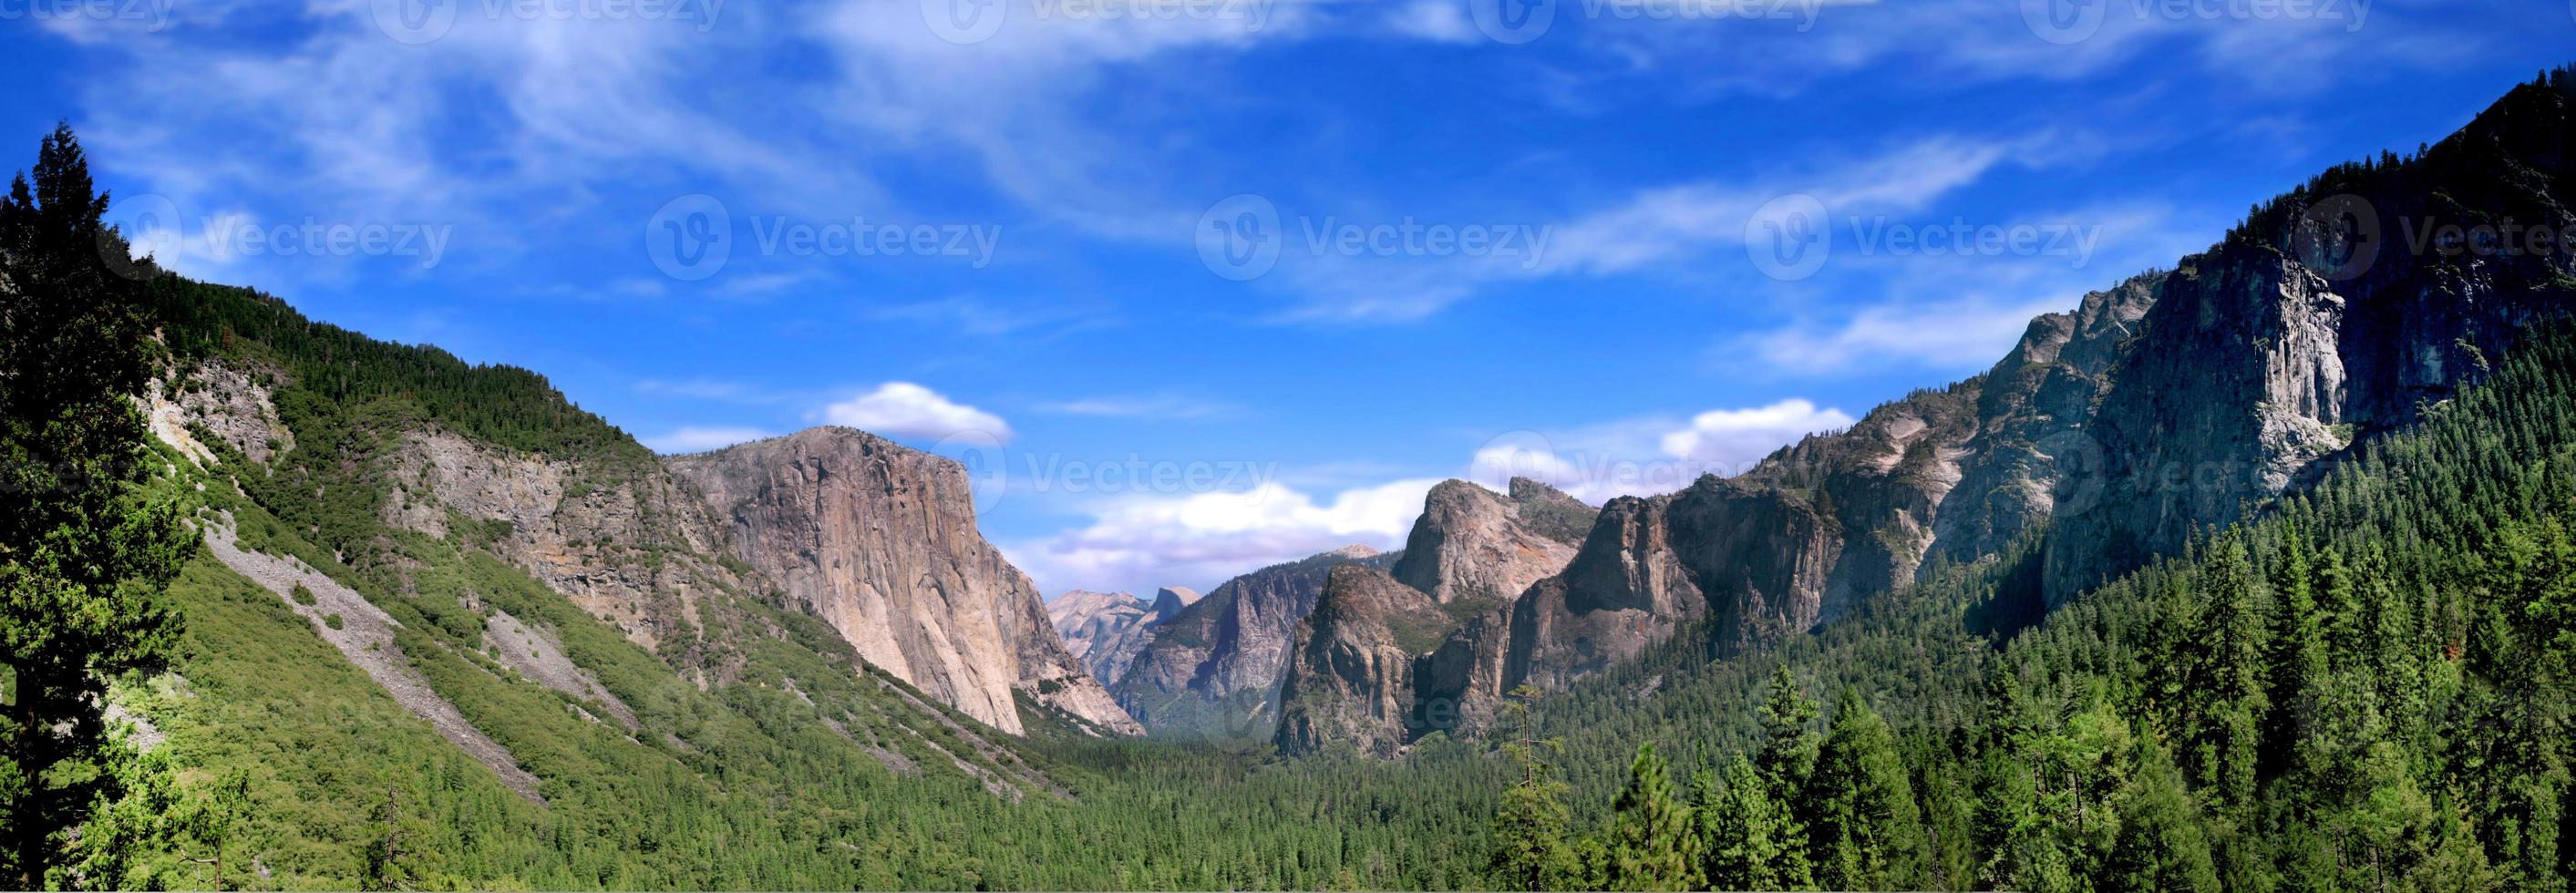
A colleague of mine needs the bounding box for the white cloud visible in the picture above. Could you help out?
[1468,399,1856,503]
[1007,477,1439,596]
[643,426,771,453]
[819,382,1015,443]
[1381,0,1479,44]
[1659,399,1858,467]
[1738,296,2071,375]
[1017,397,1855,593]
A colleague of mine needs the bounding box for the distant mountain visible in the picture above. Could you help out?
[1113,545,1398,738]
[1049,590,1153,686]
[1277,71,2576,756]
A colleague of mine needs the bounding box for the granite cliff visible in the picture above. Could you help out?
[667,427,1139,735]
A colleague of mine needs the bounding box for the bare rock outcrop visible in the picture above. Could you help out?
[1274,480,1594,754]
[381,430,750,662]
[1274,565,1450,758]
[1049,590,1158,686]
[667,427,1139,736]
[1115,546,1396,738]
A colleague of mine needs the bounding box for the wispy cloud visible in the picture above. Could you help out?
[1037,394,1243,421]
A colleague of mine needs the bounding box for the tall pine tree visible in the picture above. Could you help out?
[0,123,191,890]
[1602,744,1702,891]
[1805,689,1929,891]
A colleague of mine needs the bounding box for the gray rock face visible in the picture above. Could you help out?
[145,360,293,466]
[668,427,1139,735]
[1150,586,1200,621]
[1114,545,1396,738]
[1391,478,1592,607]
[384,430,753,662]
[1283,77,2576,758]
[1048,590,1158,687]
[1274,480,1594,754]
[1275,276,2174,755]
[1274,565,1450,758]
[2046,78,2576,603]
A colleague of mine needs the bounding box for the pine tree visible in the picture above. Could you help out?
[2186,536,2269,816]
[1489,689,1578,893]
[1804,690,1929,891]
[1696,755,1806,891]
[2108,735,2220,891]
[1603,744,1702,891]
[0,123,192,890]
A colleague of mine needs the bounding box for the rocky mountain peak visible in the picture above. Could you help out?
[668,426,1138,736]
[1149,586,1200,621]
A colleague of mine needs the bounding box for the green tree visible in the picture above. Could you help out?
[0,123,192,890]
[1805,690,1928,891]
[1489,687,1578,891]
[170,770,253,891]
[1696,755,1807,891]
[1603,744,1701,891]
[2108,735,2219,892]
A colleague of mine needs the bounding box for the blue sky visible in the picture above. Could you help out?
[5,0,2571,598]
